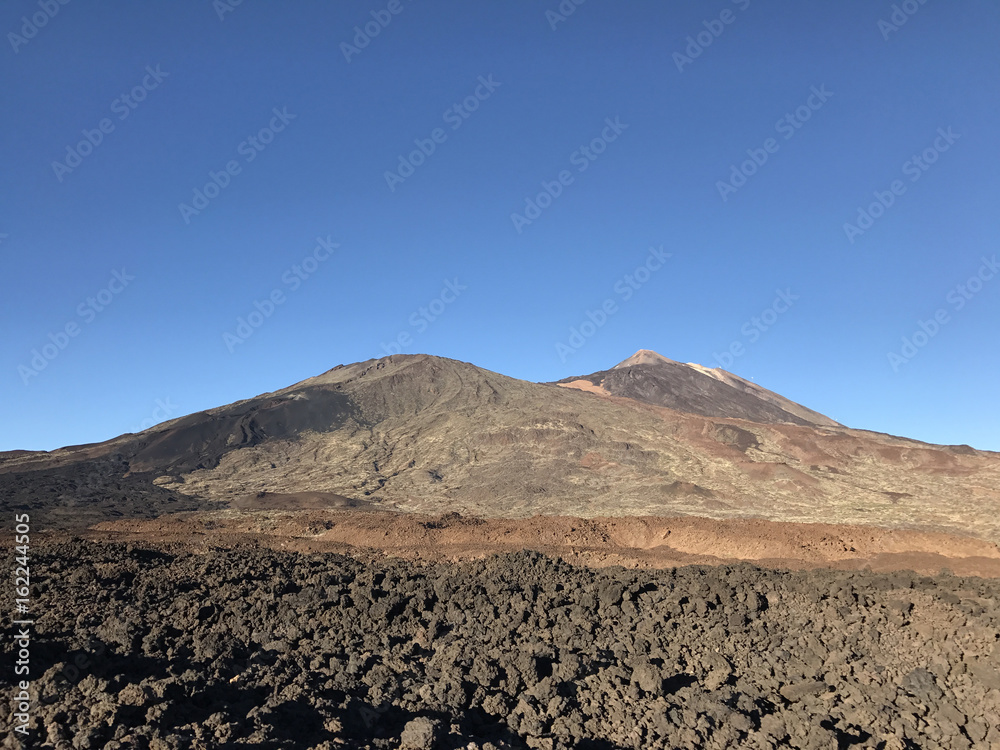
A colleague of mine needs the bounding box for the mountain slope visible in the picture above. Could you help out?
[556,349,840,427]
[2,353,999,545]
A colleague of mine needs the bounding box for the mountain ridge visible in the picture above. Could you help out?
[2,351,998,546]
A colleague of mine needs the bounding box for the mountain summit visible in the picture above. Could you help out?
[612,349,680,369]
[557,349,840,427]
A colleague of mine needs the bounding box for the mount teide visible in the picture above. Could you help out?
[557,349,840,427]
[3,351,999,543]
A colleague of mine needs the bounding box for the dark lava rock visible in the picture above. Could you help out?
[1,540,996,749]
[400,717,439,749]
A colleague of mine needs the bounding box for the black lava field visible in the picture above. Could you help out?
[3,541,999,749]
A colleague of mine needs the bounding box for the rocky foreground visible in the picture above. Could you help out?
[3,541,999,749]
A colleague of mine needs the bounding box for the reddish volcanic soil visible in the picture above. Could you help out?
[81,509,1000,577]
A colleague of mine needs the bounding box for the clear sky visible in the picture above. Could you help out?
[2,0,998,452]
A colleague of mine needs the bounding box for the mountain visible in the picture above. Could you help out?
[556,349,840,427]
[3,352,999,544]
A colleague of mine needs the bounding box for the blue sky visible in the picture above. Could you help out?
[2,0,998,452]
